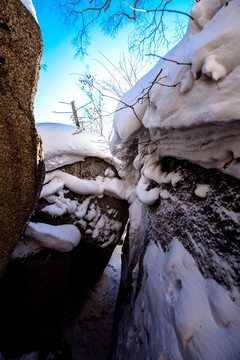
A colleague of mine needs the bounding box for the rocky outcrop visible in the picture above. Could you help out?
[110,159,240,360]
[0,0,44,277]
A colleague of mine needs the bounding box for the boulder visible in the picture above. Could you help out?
[0,0,44,277]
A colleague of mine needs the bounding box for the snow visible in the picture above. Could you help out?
[20,0,37,22]
[135,175,160,205]
[12,222,81,258]
[111,0,240,181]
[127,239,240,359]
[38,180,124,249]
[41,169,135,203]
[37,123,120,172]
[194,184,211,198]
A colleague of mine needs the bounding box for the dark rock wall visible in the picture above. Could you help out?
[146,157,240,289]
[0,0,44,277]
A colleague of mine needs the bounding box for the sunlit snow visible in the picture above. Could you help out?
[111,0,240,180]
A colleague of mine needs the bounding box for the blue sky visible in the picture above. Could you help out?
[33,0,193,126]
[33,2,135,125]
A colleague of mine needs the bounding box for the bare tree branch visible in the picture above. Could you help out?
[56,0,194,58]
[146,53,191,66]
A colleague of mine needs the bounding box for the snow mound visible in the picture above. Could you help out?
[12,222,81,258]
[111,0,240,181]
[37,123,120,172]
[20,0,37,22]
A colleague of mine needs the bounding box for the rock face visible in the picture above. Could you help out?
[0,0,44,277]
[110,158,240,360]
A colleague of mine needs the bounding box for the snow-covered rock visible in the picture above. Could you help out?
[109,1,240,359]
[110,158,240,360]
[111,0,240,182]
[37,123,121,172]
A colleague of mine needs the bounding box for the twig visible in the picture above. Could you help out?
[124,1,194,20]
[146,53,191,66]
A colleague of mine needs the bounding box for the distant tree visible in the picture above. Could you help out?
[56,0,195,58]
[53,51,150,139]
[53,80,104,136]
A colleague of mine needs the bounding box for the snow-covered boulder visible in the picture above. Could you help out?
[22,124,130,267]
[31,153,129,300]
[0,0,43,277]
[109,1,240,359]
